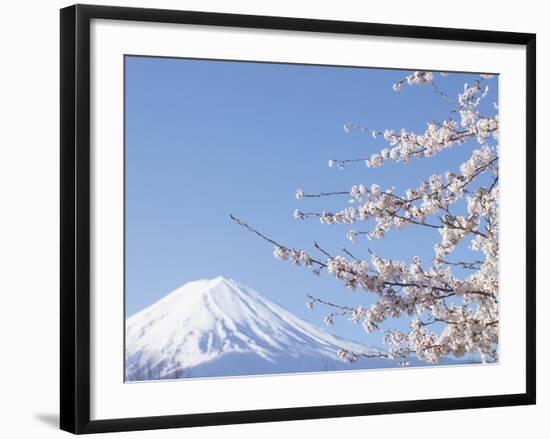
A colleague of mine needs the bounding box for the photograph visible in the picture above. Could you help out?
[124,57,500,382]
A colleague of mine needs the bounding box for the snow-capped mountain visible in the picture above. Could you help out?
[125,276,393,381]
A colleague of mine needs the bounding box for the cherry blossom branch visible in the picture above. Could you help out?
[230,215,496,300]
[300,157,497,206]
[231,72,499,365]
[229,214,288,251]
[230,214,327,268]
[329,126,497,169]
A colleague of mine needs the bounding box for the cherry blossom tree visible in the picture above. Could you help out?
[231,70,499,366]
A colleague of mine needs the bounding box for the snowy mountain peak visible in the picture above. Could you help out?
[156,276,254,303]
[130,276,263,328]
[126,277,388,381]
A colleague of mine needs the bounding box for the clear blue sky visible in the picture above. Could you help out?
[125,56,498,347]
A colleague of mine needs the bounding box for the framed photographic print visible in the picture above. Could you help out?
[60,4,536,434]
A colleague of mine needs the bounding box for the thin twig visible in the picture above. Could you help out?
[306,294,356,312]
[313,241,333,259]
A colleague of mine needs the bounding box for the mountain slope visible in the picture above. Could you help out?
[125,276,394,381]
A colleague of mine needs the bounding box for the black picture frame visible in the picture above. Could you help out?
[60,4,536,434]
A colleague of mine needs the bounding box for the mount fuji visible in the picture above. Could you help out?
[125,276,403,381]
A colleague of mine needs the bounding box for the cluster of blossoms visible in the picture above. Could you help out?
[312,245,496,364]
[319,207,358,225]
[392,71,434,92]
[272,246,313,267]
[335,114,496,171]
[233,71,499,366]
[312,250,497,363]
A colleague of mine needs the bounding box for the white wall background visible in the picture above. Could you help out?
[0,0,545,437]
